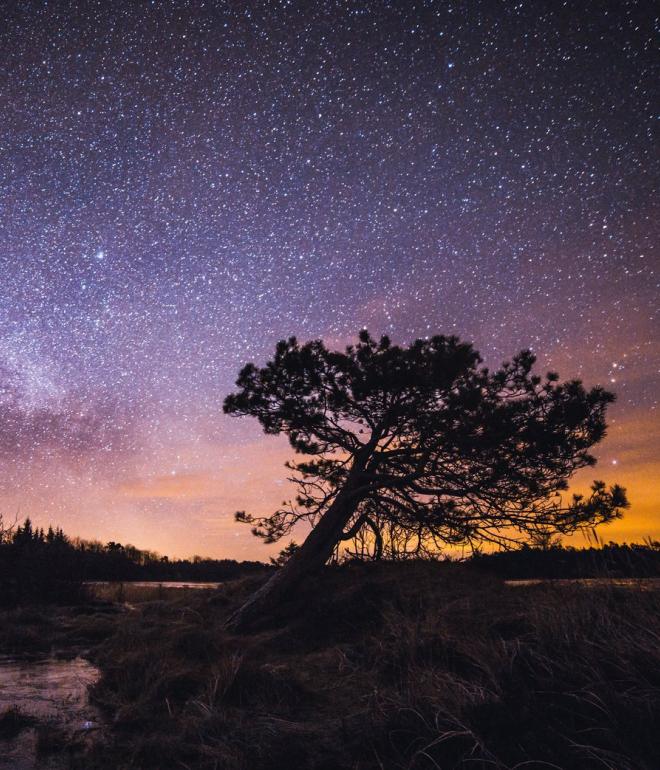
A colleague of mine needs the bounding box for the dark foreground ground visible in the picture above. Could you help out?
[2,562,659,769]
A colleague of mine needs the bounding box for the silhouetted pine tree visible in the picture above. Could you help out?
[224,331,627,629]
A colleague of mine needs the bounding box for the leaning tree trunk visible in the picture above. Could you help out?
[225,459,367,631]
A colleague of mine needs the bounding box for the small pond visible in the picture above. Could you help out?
[0,655,100,769]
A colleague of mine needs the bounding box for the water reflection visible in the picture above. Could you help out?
[86,580,220,589]
[86,580,221,603]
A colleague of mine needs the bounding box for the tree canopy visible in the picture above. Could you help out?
[225,331,627,561]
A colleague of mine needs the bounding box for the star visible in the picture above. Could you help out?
[0,0,655,557]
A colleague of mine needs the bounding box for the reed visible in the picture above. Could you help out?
[78,561,659,769]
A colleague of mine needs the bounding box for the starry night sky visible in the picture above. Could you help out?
[1,1,657,558]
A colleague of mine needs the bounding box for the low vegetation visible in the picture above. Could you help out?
[2,528,658,768]
[74,561,659,770]
[0,602,123,656]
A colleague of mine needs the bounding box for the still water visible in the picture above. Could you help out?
[0,656,100,770]
[85,580,221,589]
[85,580,222,603]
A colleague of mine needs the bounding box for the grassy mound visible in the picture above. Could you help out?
[82,562,659,769]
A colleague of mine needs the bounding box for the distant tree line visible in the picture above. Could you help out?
[2,516,657,606]
[0,517,267,605]
[471,540,660,579]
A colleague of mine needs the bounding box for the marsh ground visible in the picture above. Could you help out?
[2,563,659,769]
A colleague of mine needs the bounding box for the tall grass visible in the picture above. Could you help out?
[81,563,659,769]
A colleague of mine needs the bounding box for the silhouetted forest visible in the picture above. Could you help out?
[0,518,267,605]
[1,518,657,606]
[473,539,660,579]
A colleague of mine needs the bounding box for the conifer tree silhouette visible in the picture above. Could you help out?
[224,331,627,629]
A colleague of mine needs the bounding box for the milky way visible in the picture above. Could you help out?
[0,1,657,557]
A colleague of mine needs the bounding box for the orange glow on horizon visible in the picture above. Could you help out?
[2,340,657,562]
